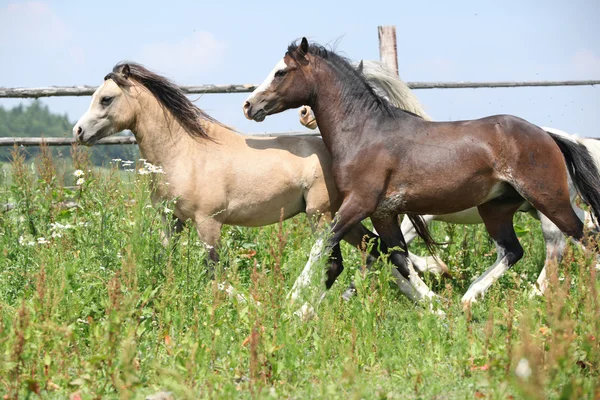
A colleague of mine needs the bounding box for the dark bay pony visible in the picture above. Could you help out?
[244,38,600,308]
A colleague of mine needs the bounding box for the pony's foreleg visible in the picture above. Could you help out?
[371,214,439,304]
[339,224,383,300]
[160,213,185,247]
[194,216,223,278]
[462,197,524,306]
[289,196,374,309]
[400,214,449,276]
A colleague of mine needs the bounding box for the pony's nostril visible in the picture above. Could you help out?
[76,126,83,138]
[301,108,307,117]
[243,101,251,110]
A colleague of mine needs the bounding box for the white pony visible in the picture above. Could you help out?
[298,60,599,304]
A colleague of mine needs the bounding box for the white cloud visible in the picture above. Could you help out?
[137,32,225,78]
[0,2,70,46]
[571,50,600,78]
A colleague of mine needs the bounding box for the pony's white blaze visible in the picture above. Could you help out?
[247,58,287,101]
[73,81,105,135]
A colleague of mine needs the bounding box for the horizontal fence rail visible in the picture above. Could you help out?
[0,131,321,147]
[1,80,599,99]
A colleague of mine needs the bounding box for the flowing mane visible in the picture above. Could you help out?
[105,62,225,140]
[287,41,396,117]
[357,60,432,121]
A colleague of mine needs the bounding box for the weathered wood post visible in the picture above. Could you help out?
[378,25,399,76]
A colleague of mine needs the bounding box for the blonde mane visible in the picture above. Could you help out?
[357,60,431,121]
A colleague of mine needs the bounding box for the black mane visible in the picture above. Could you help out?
[105,62,225,140]
[287,41,396,117]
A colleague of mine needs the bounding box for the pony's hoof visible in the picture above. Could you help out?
[427,303,446,317]
[528,284,544,298]
[341,288,356,301]
[293,303,316,321]
[461,291,480,308]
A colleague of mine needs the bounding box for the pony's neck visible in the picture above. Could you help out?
[129,86,229,166]
[308,61,393,155]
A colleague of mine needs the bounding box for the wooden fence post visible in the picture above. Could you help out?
[378,25,399,76]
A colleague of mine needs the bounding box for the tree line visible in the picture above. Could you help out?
[0,101,139,165]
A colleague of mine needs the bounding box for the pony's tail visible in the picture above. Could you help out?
[547,131,600,222]
[406,213,440,257]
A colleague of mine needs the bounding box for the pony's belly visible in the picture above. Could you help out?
[379,181,512,216]
[223,193,307,227]
[435,208,483,224]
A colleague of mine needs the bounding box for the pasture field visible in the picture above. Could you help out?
[0,146,598,399]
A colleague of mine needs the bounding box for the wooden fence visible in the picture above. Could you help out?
[1,25,598,146]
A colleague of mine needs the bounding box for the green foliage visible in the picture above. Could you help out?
[0,149,598,399]
[0,101,139,165]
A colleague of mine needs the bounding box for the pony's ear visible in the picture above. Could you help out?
[357,60,364,73]
[294,37,310,66]
[300,37,309,55]
[120,64,131,79]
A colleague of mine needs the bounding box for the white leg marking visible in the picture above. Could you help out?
[288,238,327,303]
[409,252,448,276]
[532,265,548,297]
[462,251,511,305]
[391,260,438,302]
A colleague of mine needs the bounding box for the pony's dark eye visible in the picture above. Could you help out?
[100,96,113,106]
[274,69,287,78]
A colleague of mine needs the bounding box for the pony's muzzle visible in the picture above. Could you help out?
[74,126,85,142]
[242,100,266,122]
[242,101,252,120]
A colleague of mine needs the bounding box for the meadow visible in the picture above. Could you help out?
[0,145,598,399]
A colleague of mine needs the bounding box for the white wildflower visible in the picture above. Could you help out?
[442,235,450,249]
[112,158,122,162]
[122,160,134,166]
[138,161,165,175]
[515,358,532,379]
[73,169,84,177]
[37,237,48,244]
[76,178,85,186]
[51,231,62,239]
[125,169,135,172]
[163,207,172,214]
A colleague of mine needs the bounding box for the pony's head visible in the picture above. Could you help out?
[73,64,135,145]
[243,38,315,122]
[74,62,217,146]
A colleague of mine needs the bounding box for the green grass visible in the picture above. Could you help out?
[0,147,599,399]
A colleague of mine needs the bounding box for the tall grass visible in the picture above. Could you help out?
[0,146,598,399]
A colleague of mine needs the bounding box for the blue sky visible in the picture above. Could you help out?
[1,0,599,136]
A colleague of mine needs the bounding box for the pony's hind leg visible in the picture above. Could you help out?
[462,197,525,306]
[532,211,568,296]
